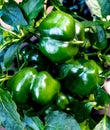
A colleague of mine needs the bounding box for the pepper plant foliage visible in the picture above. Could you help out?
[1,0,110,129]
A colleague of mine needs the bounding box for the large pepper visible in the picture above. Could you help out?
[7,67,38,105]
[38,10,85,63]
[58,59,100,97]
[31,71,61,105]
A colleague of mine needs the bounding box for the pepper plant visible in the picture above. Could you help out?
[1,0,110,130]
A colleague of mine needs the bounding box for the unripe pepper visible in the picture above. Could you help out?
[39,10,75,41]
[39,37,78,63]
[56,92,69,110]
[31,71,61,105]
[59,59,100,97]
[38,10,85,63]
[7,67,38,105]
[74,19,85,41]
[20,45,51,71]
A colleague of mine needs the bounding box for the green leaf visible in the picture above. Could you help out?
[86,0,110,18]
[86,0,102,18]
[79,119,91,130]
[94,24,107,50]
[82,20,110,29]
[0,30,3,44]
[94,84,109,106]
[93,115,110,130]
[0,10,4,17]
[80,118,96,130]
[1,1,27,26]
[0,0,4,9]
[45,110,81,130]
[24,115,44,130]
[57,64,74,80]
[69,100,96,122]
[20,0,44,24]
[101,69,110,78]
[97,0,110,17]
[0,0,4,5]
[3,43,21,68]
[0,88,24,130]
[102,54,110,67]
[50,0,66,11]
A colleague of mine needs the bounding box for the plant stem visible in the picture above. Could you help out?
[86,52,98,56]
[104,46,110,54]
[0,75,12,82]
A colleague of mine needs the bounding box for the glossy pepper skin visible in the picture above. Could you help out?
[74,19,85,41]
[56,92,69,110]
[39,10,75,41]
[7,67,38,105]
[59,59,99,97]
[20,45,50,71]
[31,71,61,105]
[39,37,78,63]
[38,10,85,63]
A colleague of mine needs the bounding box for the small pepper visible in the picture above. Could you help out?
[20,45,50,71]
[56,92,69,110]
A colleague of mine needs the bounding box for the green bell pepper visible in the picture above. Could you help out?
[59,59,100,97]
[38,10,85,63]
[20,45,51,71]
[7,67,38,105]
[39,10,75,41]
[74,19,85,41]
[56,92,69,110]
[39,37,78,63]
[31,71,61,105]
[39,10,85,41]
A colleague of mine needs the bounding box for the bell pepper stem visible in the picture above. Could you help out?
[70,40,84,45]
